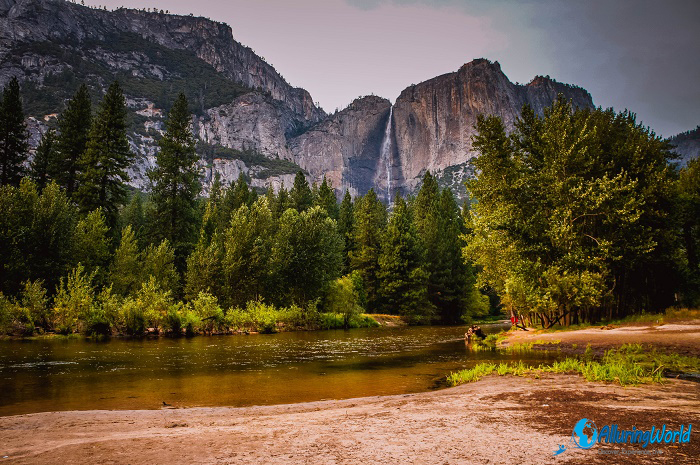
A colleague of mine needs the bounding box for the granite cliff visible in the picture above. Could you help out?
[2,0,602,200]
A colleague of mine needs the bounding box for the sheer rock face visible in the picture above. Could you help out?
[0,0,324,126]
[2,2,599,199]
[392,59,595,195]
[289,96,392,198]
[288,60,593,200]
[195,93,297,161]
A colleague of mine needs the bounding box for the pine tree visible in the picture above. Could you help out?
[120,192,146,246]
[147,93,201,269]
[378,196,434,323]
[338,191,355,273]
[76,81,133,227]
[56,84,92,196]
[350,189,386,312]
[315,176,339,220]
[0,77,29,186]
[30,129,58,190]
[290,170,312,212]
[231,172,251,209]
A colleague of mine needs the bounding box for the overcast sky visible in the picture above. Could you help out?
[88,0,699,137]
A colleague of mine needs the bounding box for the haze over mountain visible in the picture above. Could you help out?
[1,0,694,200]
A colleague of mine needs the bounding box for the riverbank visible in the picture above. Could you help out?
[503,320,700,357]
[1,374,697,464]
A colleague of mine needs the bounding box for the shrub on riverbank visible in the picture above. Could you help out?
[0,278,381,337]
[448,344,700,387]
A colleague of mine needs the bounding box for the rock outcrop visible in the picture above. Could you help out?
[0,0,324,125]
[288,59,594,201]
[391,59,594,196]
[289,96,392,197]
[2,2,600,200]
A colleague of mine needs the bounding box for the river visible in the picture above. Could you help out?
[0,324,560,416]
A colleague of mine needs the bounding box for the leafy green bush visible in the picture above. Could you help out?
[121,298,146,336]
[191,292,225,334]
[20,280,48,331]
[53,264,96,334]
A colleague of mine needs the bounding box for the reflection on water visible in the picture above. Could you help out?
[0,324,560,416]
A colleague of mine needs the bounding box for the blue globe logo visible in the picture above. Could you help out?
[571,418,598,449]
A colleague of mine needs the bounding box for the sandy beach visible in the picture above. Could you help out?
[2,322,700,464]
[0,373,698,464]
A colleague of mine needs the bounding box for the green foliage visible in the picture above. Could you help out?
[448,346,700,387]
[55,84,92,196]
[273,206,344,305]
[0,180,77,296]
[222,198,275,307]
[190,292,225,334]
[185,234,223,301]
[324,274,363,329]
[76,81,133,227]
[109,225,141,296]
[350,189,386,312]
[30,129,58,190]
[338,191,355,273]
[72,209,110,284]
[147,93,201,269]
[315,177,339,220]
[141,240,179,296]
[197,143,301,179]
[378,196,435,324]
[466,98,679,325]
[53,264,96,334]
[414,172,478,323]
[290,171,313,212]
[20,280,49,331]
[0,77,29,186]
[120,192,146,246]
[677,158,700,305]
[13,33,250,118]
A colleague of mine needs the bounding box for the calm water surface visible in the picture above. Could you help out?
[0,324,560,416]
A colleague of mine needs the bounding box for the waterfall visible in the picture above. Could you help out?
[380,106,393,204]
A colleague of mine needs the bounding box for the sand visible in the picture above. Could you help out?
[1,322,699,464]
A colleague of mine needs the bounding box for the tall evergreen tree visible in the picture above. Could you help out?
[350,189,386,312]
[30,129,58,190]
[338,191,355,273]
[120,192,146,246]
[378,196,434,323]
[76,81,133,227]
[147,93,201,269]
[315,176,339,220]
[0,77,28,186]
[290,170,312,212]
[56,84,92,196]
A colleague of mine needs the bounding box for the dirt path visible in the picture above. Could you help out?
[1,374,698,464]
